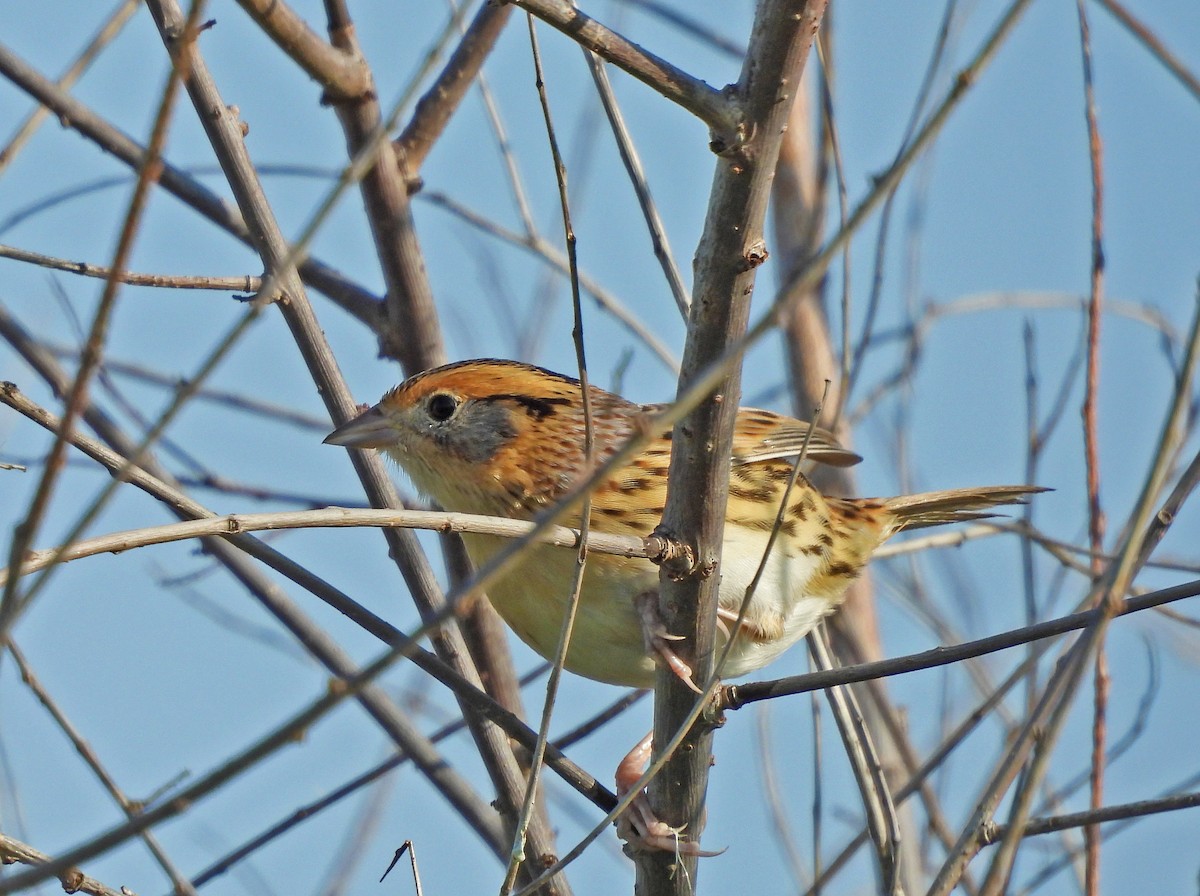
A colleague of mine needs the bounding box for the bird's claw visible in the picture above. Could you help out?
[615,733,725,858]
[635,592,702,694]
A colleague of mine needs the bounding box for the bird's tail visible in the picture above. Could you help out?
[880,485,1048,535]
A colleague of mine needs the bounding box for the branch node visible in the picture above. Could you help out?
[61,867,85,893]
[740,240,769,271]
[644,529,696,578]
[707,86,747,155]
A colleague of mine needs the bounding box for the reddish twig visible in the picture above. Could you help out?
[1075,1,1108,890]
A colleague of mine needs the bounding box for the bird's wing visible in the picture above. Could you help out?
[730,408,862,468]
[633,404,861,468]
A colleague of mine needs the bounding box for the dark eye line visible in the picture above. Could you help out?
[489,393,571,421]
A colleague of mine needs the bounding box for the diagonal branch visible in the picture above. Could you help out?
[395,0,515,180]
[507,0,737,142]
[233,0,372,99]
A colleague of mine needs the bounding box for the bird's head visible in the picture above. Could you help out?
[325,359,629,515]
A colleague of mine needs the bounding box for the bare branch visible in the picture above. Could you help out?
[0,242,263,292]
[723,578,1200,708]
[0,39,385,326]
[983,791,1200,845]
[1093,0,1200,102]
[0,0,138,176]
[233,0,372,99]
[395,0,515,179]
[0,831,128,896]
[508,0,736,142]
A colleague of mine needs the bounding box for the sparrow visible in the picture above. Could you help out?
[326,358,1043,851]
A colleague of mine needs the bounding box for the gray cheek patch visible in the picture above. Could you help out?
[432,399,517,463]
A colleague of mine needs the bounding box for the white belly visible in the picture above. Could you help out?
[713,525,836,678]
[464,525,843,688]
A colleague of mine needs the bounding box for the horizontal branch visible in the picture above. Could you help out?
[0,507,648,586]
[0,475,1053,591]
[722,578,1200,709]
[0,243,263,293]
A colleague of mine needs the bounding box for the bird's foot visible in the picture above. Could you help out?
[614,733,724,857]
[635,592,702,694]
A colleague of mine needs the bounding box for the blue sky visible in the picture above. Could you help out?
[2,2,1199,894]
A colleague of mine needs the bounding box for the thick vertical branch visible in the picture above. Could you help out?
[639,3,828,894]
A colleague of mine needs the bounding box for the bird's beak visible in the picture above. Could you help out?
[324,404,398,449]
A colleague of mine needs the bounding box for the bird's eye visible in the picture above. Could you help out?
[427,392,461,422]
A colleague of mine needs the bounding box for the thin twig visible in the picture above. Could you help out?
[0,243,262,291]
[395,0,515,179]
[615,0,744,59]
[551,689,648,749]
[379,840,425,896]
[7,642,198,895]
[754,704,808,890]
[843,0,963,411]
[809,628,903,894]
[1092,0,1200,102]
[420,190,680,370]
[1018,318,1083,712]
[499,19,590,892]
[1075,1,1108,889]
[722,578,1200,709]
[582,50,690,318]
[983,790,1200,845]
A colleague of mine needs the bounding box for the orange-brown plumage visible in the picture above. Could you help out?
[326,359,1044,687]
